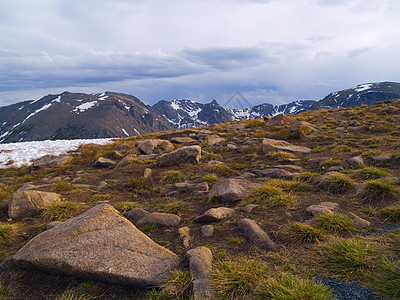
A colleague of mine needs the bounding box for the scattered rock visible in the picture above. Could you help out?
[143,168,152,179]
[123,208,150,224]
[136,212,181,227]
[207,135,225,146]
[347,155,364,168]
[262,138,311,154]
[327,166,344,172]
[136,139,159,155]
[267,114,297,126]
[159,140,175,152]
[289,121,319,137]
[13,204,180,286]
[371,153,392,164]
[208,178,256,202]
[201,225,214,237]
[8,190,62,220]
[156,145,202,166]
[242,204,259,213]
[347,212,370,228]
[349,120,361,126]
[174,182,209,193]
[178,226,190,249]
[306,202,339,216]
[187,247,215,300]
[111,150,124,160]
[237,172,256,179]
[253,168,294,179]
[93,157,117,168]
[97,181,107,189]
[194,207,234,223]
[33,154,73,168]
[238,219,277,251]
[119,154,138,166]
[227,143,237,150]
[242,138,260,145]
[171,137,197,144]
[137,154,159,161]
[45,221,63,230]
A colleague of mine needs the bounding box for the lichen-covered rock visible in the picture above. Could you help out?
[187,247,215,300]
[156,146,202,166]
[208,178,256,202]
[13,204,179,286]
[8,190,62,220]
[262,138,311,154]
[238,218,277,251]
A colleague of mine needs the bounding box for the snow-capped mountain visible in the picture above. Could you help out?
[309,82,400,110]
[0,92,172,143]
[153,99,315,129]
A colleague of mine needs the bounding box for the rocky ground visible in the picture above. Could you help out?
[0,100,400,299]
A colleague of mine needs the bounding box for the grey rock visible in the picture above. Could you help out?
[178,226,190,249]
[13,204,179,286]
[227,143,237,150]
[171,137,197,144]
[238,218,277,251]
[119,154,138,166]
[327,166,344,172]
[187,247,215,300]
[267,114,297,126]
[262,138,311,154]
[207,135,225,146]
[8,190,62,220]
[194,207,235,223]
[159,140,175,152]
[136,139,159,155]
[253,168,294,179]
[347,155,364,168]
[201,225,214,237]
[143,168,152,179]
[371,153,392,164]
[93,157,117,168]
[137,154,159,161]
[136,212,181,227]
[156,146,202,166]
[174,182,209,193]
[237,172,257,179]
[123,208,150,224]
[306,202,339,216]
[242,204,259,213]
[208,178,256,202]
[33,154,72,168]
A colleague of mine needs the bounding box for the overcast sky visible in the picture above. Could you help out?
[1,0,400,107]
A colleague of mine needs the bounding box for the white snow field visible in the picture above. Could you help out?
[0,139,113,168]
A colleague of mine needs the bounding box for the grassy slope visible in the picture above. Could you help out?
[0,100,399,299]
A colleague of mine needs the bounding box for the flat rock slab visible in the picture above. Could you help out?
[156,145,202,166]
[238,218,277,251]
[253,168,294,179]
[93,157,117,168]
[194,207,234,223]
[13,204,179,287]
[306,202,339,216]
[208,178,257,202]
[8,190,62,220]
[171,137,197,144]
[262,138,311,154]
[136,212,181,227]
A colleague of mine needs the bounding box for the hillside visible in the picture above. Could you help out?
[0,100,400,299]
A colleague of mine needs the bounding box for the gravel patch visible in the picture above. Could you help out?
[315,277,383,300]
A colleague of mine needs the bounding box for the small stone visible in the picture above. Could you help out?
[194,207,234,223]
[159,140,175,152]
[242,204,259,213]
[327,166,344,172]
[201,225,214,237]
[208,178,257,202]
[306,202,339,216]
[136,212,181,227]
[33,155,73,168]
[123,208,150,224]
[347,212,370,228]
[93,157,117,168]
[371,153,392,164]
[143,168,152,179]
[178,226,190,249]
[227,143,237,150]
[347,155,364,168]
[97,181,107,189]
[238,218,277,251]
[237,172,256,179]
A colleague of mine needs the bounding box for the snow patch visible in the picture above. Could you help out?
[121,128,129,136]
[354,83,373,92]
[0,139,113,168]
[73,101,98,113]
[133,128,140,135]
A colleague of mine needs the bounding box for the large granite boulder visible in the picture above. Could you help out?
[8,190,62,220]
[262,138,311,154]
[156,146,201,166]
[136,139,160,155]
[13,204,180,286]
[208,178,257,202]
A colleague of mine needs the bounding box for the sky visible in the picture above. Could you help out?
[1,0,400,107]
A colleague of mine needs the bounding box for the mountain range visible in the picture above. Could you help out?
[1,81,400,143]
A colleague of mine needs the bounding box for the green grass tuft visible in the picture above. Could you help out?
[161,170,185,184]
[0,223,18,244]
[288,222,324,244]
[213,258,269,299]
[357,167,389,180]
[244,185,295,207]
[258,274,333,300]
[41,201,84,222]
[359,180,398,204]
[154,201,190,216]
[320,239,374,278]
[369,258,400,298]
[379,205,400,222]
[161,270,192,299]
[314,172,354,194]
[315,213,355,235]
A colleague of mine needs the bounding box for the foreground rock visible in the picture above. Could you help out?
[93,157,117,168]
[156,145,202,166]
[262,138,311,154]
[194,207,234,223]
[13,204,180,286]
[187,247,215,300]
[306,202,339,216]
[8,190,61,220]
[136,212,181,227]
[238,218,277,251]
[208,178,256,202]
[33,154,72,168]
